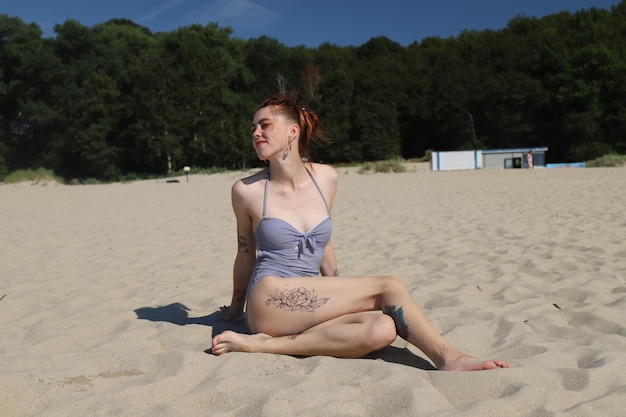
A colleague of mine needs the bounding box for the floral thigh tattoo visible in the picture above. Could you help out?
[266,286,329,312]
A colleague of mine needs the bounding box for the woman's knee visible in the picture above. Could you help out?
[378,274,408,297]
[368,314,398,351]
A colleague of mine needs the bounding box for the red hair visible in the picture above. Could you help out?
[257,92,326,157]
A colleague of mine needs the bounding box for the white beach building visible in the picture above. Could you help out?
[431,147,548,171]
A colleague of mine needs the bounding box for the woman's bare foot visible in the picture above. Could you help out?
[211,330,272,355]
[439,354,511,371]
[212,332,512,371]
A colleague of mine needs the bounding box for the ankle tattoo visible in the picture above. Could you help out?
[438,344,449,360]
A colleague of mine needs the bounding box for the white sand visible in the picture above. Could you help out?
[1,164,624,416]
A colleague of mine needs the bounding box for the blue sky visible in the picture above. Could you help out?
[2,0,622,47]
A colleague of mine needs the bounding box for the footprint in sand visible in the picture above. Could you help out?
[558,368,589,391]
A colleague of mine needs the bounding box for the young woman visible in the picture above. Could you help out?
[211,93,510,371]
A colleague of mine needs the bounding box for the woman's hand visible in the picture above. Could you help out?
[218,305,244,321]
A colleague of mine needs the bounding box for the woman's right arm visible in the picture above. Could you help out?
[220,180,257,320]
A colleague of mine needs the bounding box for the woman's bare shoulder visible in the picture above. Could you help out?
[233,169,266,189]
[307,163,338,198]
[308,162,338,179]
[232,169,267,203]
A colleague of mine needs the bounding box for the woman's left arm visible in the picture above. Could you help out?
[320,240,339,276]
[318,163,339,277]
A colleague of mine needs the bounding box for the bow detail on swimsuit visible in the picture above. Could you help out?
[297,234,317,256]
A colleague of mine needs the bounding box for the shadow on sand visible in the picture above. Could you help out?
[134,302,250,335]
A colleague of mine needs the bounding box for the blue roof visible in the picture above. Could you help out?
[481,147,548,154]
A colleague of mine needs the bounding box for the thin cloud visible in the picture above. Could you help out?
[137,0,282,38]
[192,0,278,28]
[139,0,187,24]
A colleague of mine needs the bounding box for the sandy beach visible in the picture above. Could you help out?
[1,164,624,416]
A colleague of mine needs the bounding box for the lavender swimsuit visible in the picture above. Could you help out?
[247,167,332,295]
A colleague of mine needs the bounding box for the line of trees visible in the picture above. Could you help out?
[1,2,625,180]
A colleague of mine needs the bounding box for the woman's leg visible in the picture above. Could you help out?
[212,312,397,358]
[241,275,510,371]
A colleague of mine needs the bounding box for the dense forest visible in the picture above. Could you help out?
[1,2,625,180]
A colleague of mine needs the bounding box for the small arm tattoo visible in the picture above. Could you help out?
[237,232,249,253]
[233,289,246,303]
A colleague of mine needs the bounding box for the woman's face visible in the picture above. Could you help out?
[251,106,296,160]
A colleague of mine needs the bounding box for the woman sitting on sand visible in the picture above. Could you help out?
[211,92,510,371]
